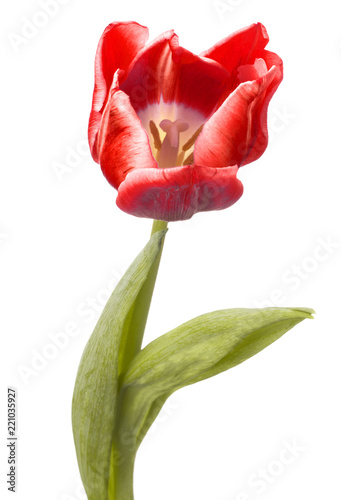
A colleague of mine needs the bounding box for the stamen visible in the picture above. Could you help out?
[177,151,185,166]
[183,152,194,165]
[182,124,204,152]
[149,120,162,150]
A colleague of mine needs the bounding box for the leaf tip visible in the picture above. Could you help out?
[290,307,315,319]
[152,228,168,247]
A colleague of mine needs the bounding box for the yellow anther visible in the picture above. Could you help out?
[183,152,194,165]
[182,125,204,152]
[149,120,162,150]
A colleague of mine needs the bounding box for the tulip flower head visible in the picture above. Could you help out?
[89,22,283,221]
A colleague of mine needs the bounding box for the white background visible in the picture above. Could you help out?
[1,0,340,499]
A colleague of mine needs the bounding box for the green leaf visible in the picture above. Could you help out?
[117,219,167,376]
[72,229,167,500]
[117,307,314,452]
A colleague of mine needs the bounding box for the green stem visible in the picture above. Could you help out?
[150,219,168,236]
[118,219,168,378]
[109,445,136,500]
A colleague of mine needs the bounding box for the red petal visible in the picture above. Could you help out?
[120,30,229,118]
[98,72,157,189]
[89,22,149,162]
[116,164,243,221]
[194,64,282,168]
[200,23,269,75]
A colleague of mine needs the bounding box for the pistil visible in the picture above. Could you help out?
[148,119,204,169]
[158,119,189,169]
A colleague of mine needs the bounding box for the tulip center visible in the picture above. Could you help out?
[149,119,204,169]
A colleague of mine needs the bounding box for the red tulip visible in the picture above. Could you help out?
[89,22,283,221]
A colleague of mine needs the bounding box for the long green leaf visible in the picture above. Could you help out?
[117,307,314,452]
[117,219,167,376]
[72,229,167,500]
